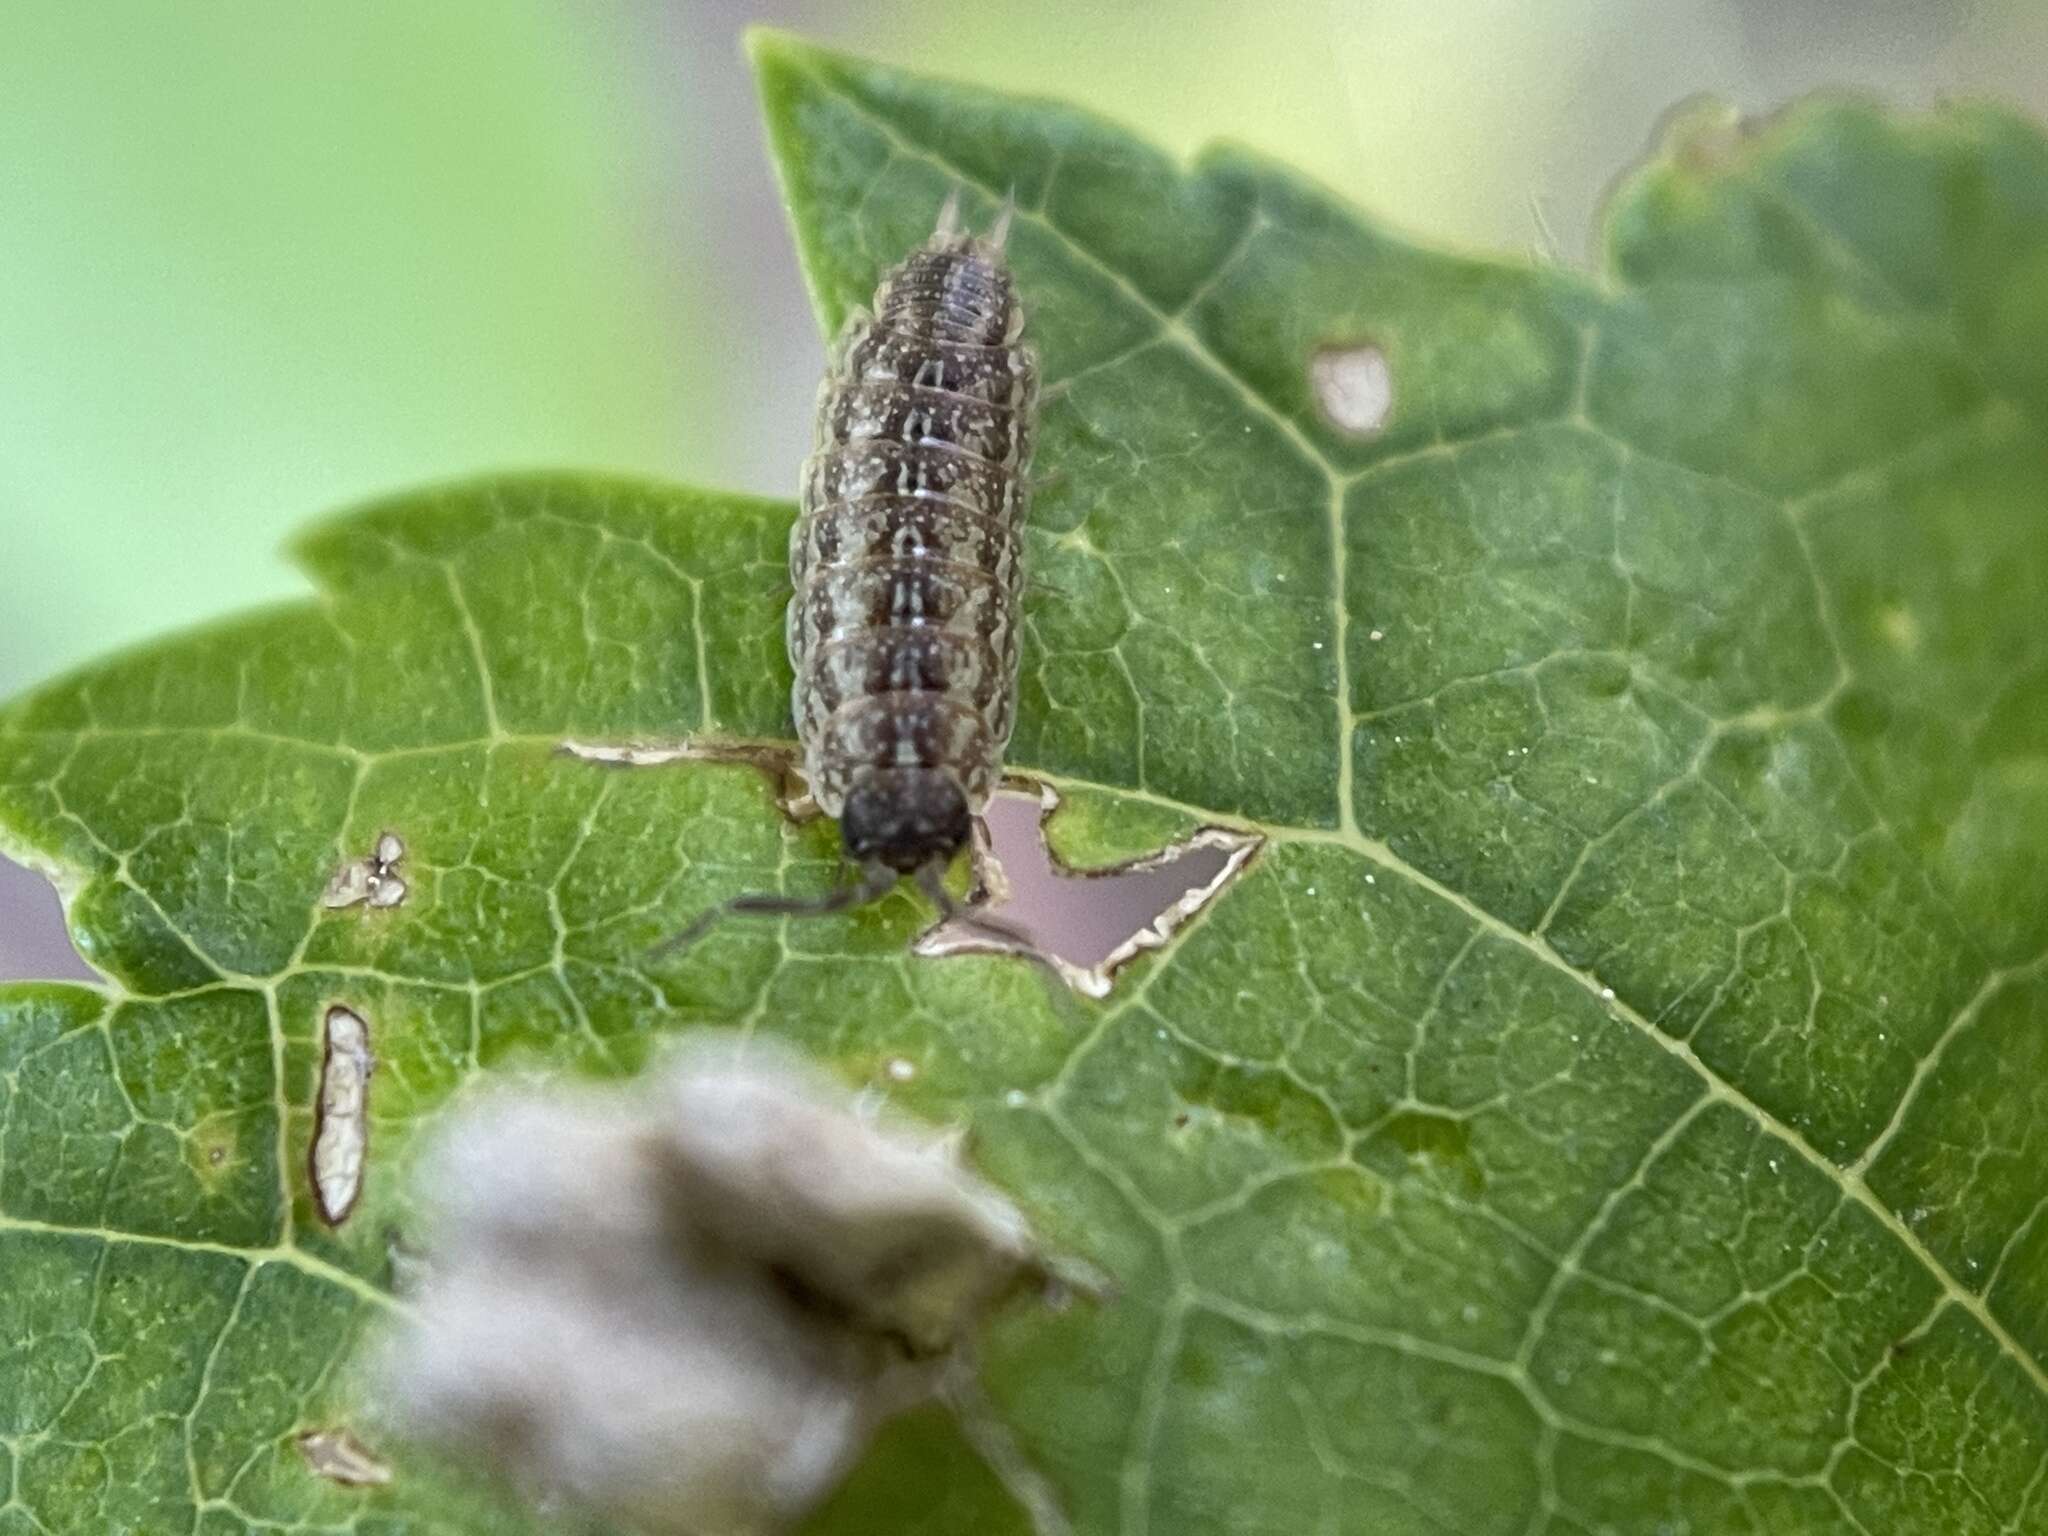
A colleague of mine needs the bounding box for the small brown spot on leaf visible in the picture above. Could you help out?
[1309,341,1392,438]
[189,1118,239,1186]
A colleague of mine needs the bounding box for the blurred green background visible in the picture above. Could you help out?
[2,0,2045,975]
[7,0,2047,700]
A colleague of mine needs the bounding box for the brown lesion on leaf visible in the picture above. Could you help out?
[296,1425,392,1487]
[915,779,1263,997]
[1641,93,1793,188]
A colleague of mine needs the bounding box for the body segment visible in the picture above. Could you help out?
[790,209,1037,874]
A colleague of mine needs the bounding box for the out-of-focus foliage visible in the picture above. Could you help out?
[0,2,693,695]
[8,1,2044,703]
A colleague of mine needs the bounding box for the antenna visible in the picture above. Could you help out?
[648,862,901,960]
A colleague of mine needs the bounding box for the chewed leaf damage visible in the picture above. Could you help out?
[322,830,408,911]
[311,1003,373,1225]
[562,741,1260,994]
[917,781,1262,997]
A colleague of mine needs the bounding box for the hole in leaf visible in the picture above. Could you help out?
[1308,340,1393,438]
[0,853,96,984]
[322,829,409,911]
[562,741,1259,992]
[917,781,1262,996]
[311,1003,374,1226]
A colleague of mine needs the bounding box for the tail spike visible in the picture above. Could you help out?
[987,189,1017,250]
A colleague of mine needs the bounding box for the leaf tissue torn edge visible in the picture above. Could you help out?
[297,1426,392,1487]
[558,742,1262,990]
[311,1002,374,1225]
[1308,339,1393,438]
[915,778,1264,998]
[323,829,408,910]
[0,820,99,977]
[559,736,818,819]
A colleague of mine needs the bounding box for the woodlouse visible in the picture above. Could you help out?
[663,194,1038,948]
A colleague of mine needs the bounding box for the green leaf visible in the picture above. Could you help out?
[5,32,2048,1534]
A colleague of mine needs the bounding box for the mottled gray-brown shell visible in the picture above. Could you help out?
[790,203,1038,877]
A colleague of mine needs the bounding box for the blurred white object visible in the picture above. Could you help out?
[386,1036,1044,1536]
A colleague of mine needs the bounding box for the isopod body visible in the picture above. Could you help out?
[789,201,1038,883]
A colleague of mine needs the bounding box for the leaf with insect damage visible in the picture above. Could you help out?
[3,35,2048,1536]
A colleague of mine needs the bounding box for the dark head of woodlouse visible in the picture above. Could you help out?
[875,238,1020,347]
[839,768,972,874]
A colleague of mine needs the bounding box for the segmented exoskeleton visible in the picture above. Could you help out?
[662,194,1036,948]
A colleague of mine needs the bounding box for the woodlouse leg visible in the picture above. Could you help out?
[967,815,1010,905]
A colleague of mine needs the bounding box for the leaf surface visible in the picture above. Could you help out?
[3,37,2048,1535]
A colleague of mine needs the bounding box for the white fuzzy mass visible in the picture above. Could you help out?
[383,1036,1045,1536]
